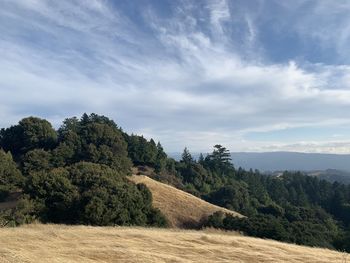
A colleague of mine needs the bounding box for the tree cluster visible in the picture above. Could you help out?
[174,146,350,251]
[0,114,167,227]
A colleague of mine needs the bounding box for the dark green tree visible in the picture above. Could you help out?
[24,167,78,223]
[155,142,167,173]
[210,145,231,164]
[198,153,205,164]
[22,149,52,174]
[181,147,193,164]
[0,149,24,200]
[56,114,132,174]
[0,117,57,158]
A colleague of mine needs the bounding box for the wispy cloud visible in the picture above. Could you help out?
[1,0,350,153]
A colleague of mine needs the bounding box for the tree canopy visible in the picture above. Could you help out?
[0,150,24,200]
[0,114,167,227]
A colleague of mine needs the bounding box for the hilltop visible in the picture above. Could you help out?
[129,175,243,228]
[0,224,347,263]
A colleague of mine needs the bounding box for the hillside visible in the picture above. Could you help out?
[307,169,350,184]
[129,175,243,228]
[0,224,347,263]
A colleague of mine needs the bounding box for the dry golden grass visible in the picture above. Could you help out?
[0,224,348,263]
[129,175,243,228]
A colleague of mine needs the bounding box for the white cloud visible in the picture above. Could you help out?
[1,0,350,153]
[254,141,350,154]
[207,0,230,35]
[273,1,350,62]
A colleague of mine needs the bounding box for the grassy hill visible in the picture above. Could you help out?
[0,224,347,263]
[129,175,243,228]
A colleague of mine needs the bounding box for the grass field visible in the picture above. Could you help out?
[0,224,348,263]
[129,175,243,228]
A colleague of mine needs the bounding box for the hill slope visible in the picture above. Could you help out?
[129,175,243,228]
[0,224,347,263]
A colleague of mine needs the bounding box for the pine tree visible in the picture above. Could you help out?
[155,142,167,173]
[210,144,231,164]
[181,147,193,164]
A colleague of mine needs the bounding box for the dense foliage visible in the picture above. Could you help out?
[123,133,172,174]
[0,114,167,227]
[171,146,350,250]
[0,150,24,201]
[0,117,57,159]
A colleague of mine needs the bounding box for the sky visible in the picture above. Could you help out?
[1,0,350,154]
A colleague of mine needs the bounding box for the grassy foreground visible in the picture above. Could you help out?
[0,224,348,263]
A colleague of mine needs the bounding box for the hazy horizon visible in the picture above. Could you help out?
[169,151,350,172]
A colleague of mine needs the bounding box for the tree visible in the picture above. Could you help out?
[206,183,250,212]
[24,167,78,223]
[257,204,285,217]
[23,162,168,226]
[198,153,205,164]
[0,195,36,227]
[155,142,167,173]
[67,162,166,226]
[124,134,158,166]
[202,145,234,176]
[57,114,132,174]
[0,114,175,228]
[0,117,57,158]
[210,144,231,164]
[0,149,24,200]
[22,149,52,174]
[181,147,193,164]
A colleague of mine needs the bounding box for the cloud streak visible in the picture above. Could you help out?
[1,0,350,153]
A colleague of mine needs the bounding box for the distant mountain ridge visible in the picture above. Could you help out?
[306,169,350,184]
[169,151,350,172]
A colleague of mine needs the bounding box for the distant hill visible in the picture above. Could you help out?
[129,175,243,228]
[0,224,347,263]
[231,152,350,172]
[169,151,350,172]
[306,169,350,184]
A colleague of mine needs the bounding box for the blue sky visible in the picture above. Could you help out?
[1,0,350,153]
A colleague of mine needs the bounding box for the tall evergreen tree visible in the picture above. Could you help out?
[198,153,205,164]
[155,142,167,173]
[210,144,231,164]
[181,147,193,164]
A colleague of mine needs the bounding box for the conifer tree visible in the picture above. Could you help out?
[181,147,193,164]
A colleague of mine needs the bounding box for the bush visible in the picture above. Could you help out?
[203,212,339,249]
[0,195,36,227]
[24,162,168,226]
[25,167,78,223]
